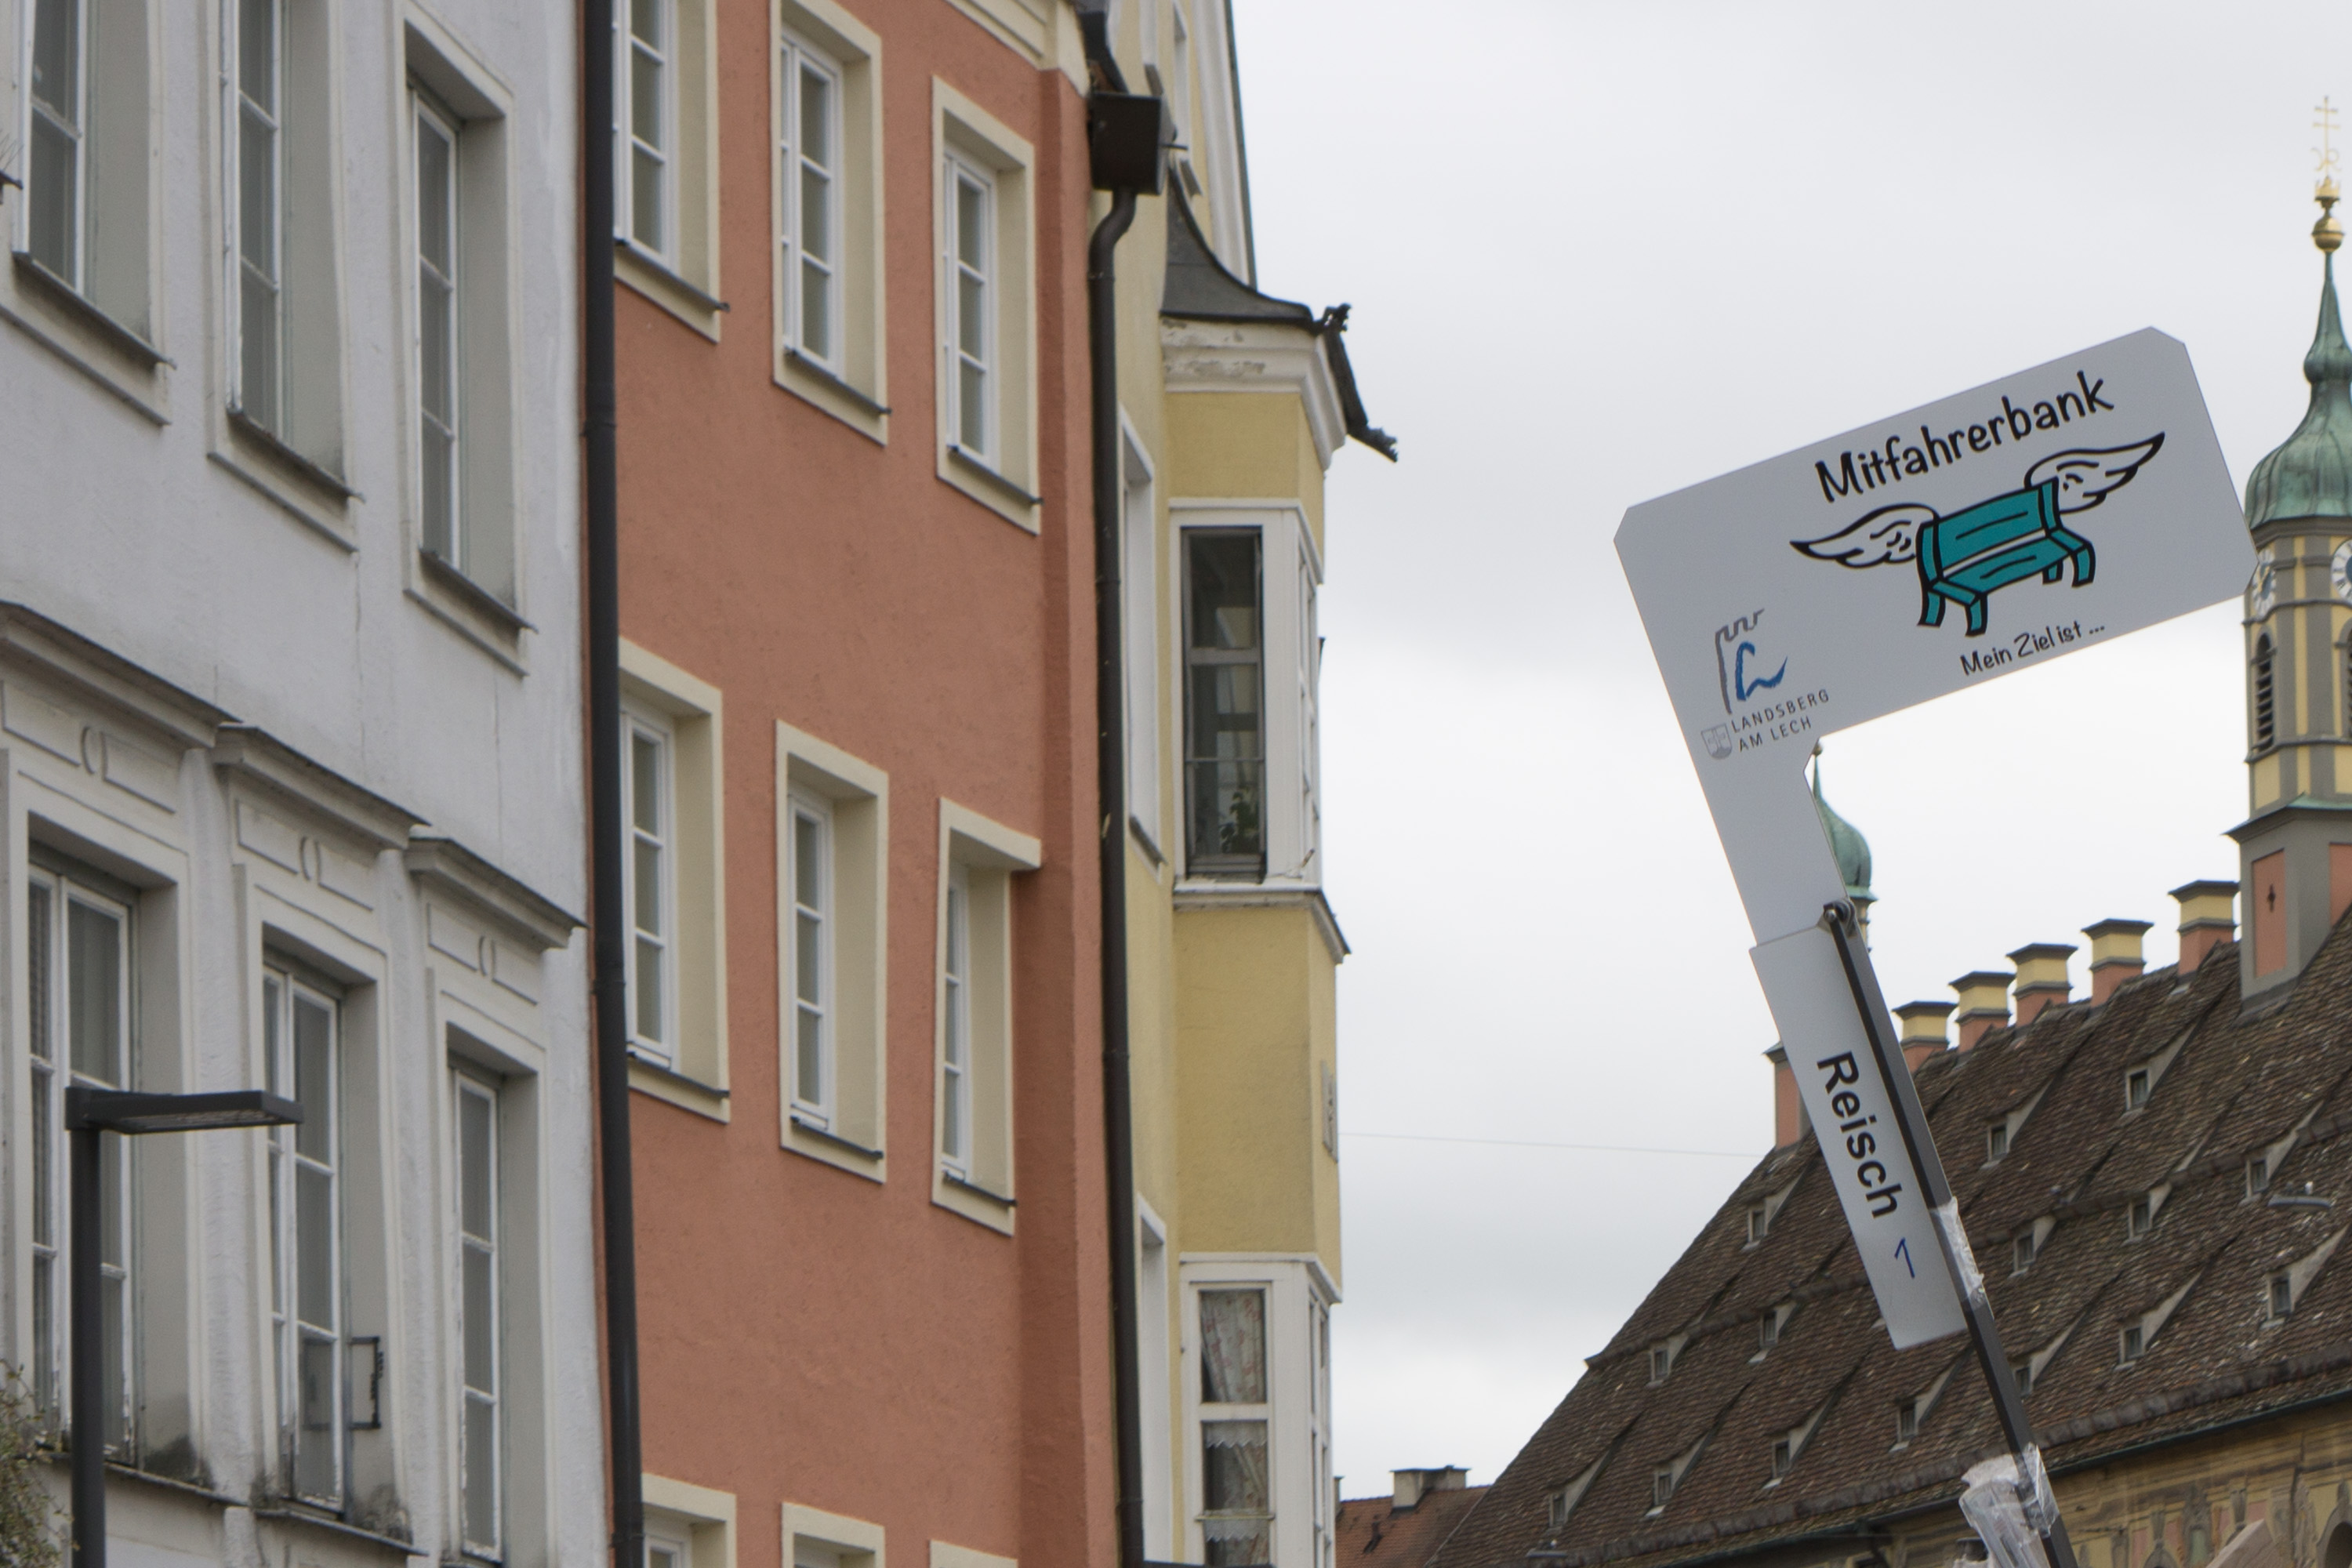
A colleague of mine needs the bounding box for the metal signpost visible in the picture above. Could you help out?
[65,1089,302,1568]
[1617,328,2250,1568]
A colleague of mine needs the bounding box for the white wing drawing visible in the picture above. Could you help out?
[1791,504,1938,568]
[2024,435,2165,514]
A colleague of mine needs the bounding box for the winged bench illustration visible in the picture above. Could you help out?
[1791,437,2163,637]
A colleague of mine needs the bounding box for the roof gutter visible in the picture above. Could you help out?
[583,2,646,1566]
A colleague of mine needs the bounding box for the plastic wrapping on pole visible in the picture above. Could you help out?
[70,1124,102,1568]
[1958,1449,2062,1568]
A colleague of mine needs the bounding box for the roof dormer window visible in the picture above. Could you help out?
[2249,1155,2270,1196]
[1987,1122,2009,1162]
[2127,1068,2151,1110]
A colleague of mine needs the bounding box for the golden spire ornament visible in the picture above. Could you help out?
[2315,96,2343,252]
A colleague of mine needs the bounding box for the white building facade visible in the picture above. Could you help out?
[0,4,601,1568]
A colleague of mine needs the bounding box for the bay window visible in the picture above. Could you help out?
[1198,1287,1272,1566]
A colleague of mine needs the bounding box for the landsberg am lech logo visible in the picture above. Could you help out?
[1790,436,2164,637]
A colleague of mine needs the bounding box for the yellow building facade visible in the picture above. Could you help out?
[1091,6,1392,1564]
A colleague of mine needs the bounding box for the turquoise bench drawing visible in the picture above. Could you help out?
[1915,481,2094,637]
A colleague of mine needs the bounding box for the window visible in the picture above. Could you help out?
[1548,1487,1571,1530]
[1894,1403,1919,1444]
[24,0,153,339]
[414,93,463,572]
[1770,1438,1792,1480]
[1198,1287,1272,1566]
[455,1071,503,1559]
[788,789,834,1127]
[1987,1122,2009,1161]
[648,1519,692,1568]
[25,865,133,1449]
[1648,1345,1671,1383]
[2129,1196,2153,1239]
[644,1477,739,1568]
[2249,1156,2270,1196]
[2256,634,2277,752]
[625,711,677,1065]
[264,964,343,1505]
[1745,1204,1768,1245]
[782,1506,880,1568]
[622,644,729,1115]
[2011,1360,2032,1396]
[779,33,843,368]
[26,0,89,287]
[942,152,993,460]
[940,864,970,1171]
[778,720,888,1177]
[1123,430,1163,852]
[1758,1308,1783,1352]
[1184,530,1265,877]
[1295,547,1320,875]
[2120,1324,2144,1363]
[233,0,288,432]
[406,27,521,626]
[933,82,1037,525]
[2127,1068,2151,1109]
[770,1,883,426]
[2013,1232,2035,1273]
[1651,1468,1675,1509]
[932,801,1038,1229]
[2271,1273,2294,1319]
[618,0,674,256]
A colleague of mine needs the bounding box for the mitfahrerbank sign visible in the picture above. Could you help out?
[1618,328,2245,1351]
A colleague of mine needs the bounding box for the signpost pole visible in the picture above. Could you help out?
[1820,904,2079,1568]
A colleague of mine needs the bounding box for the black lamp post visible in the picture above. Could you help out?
[63,1089,301,1568]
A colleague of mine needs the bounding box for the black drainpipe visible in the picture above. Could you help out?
[583,4,645,1568]
[1079,16,1164,1568]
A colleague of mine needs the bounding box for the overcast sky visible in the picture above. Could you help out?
[1228,0,2350,1495]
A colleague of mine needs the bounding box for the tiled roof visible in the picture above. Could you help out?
[1436,923,2352,1568]
[1339,1486,1491,1568]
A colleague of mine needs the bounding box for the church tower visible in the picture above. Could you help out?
[2231,172,2352,999]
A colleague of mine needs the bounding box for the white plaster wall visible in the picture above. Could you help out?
[0,0,600,1564]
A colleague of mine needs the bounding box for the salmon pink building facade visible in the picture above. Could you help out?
[608,0,1114,1565]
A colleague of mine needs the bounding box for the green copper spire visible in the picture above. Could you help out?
[2245,229,2352,528]
[1811,745,1874,909]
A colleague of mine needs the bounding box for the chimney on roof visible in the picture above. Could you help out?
[1951,971,2011,1051]
[2009,943,2075,1025]
[1392,1468,1468,1512]
[2172,880,2238,975]
[1764,1044,1807,1147]
[1894,1000,1954,1069]
[2083,919,2152,1004]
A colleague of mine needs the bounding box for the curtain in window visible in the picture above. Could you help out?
[1202,1420,1271,1566]
[1199,1288,1265,1403]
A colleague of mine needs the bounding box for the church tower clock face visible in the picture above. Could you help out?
[2254,546,2279,619]
[2332,539,2352,604]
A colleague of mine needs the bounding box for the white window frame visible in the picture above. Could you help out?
[1174,505,1322,890]
[942,150,995,463]
[931,801,1038,1231]
[622,642,731,1116]
[932,81,1036,528]
[454,1068,503,1560]
[1181,1257,1337,1568]
[263,961,345,1507]
[229,0,288,433]
[786,787,836,1129]
[24,0,92,290]
[777,30,844,371]
[1121,419,1163,856]
[777,722,889,1177]
[625,707,679,1065]
[412,87,463,570]
[939,860,970,1174]
[25,863,136,1450]
[644,1475,738,1568]
[617,0,677,260]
